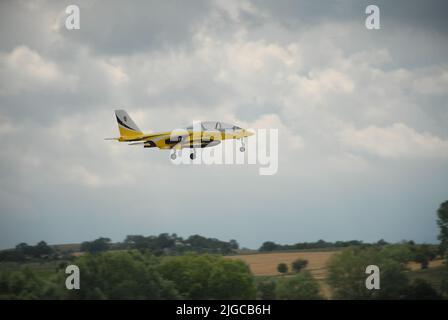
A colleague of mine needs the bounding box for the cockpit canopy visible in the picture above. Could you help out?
[185,121,242,131]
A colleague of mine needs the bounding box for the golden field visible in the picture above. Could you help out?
[227,251,445,278]
[226,251,338,279]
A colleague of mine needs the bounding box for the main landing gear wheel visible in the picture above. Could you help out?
[170,152,177,160]
[190,152,196,160]
[240,146,245,152]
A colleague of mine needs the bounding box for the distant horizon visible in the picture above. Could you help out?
[1,232,440,251]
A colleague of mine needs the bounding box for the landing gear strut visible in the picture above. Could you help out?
[239,139,246,152]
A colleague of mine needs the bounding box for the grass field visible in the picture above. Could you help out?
[227,251,446,299]
[226,251,338,279]
[227,250,446,278]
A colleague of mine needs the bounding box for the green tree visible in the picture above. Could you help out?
[80,237,111,254]
[380,243,413,264]
[277,263,288,275]
[15,242,33,257]
[441,278,448,297]
[0,267,59,299]
[437,201,448,257]
[276,272,322,300]
[291,259,308,273]
[158,253,256,299]
[0,249,25,262]
[257,279,277,299]
[208,258,256,299]
[123,233,238,255]
[412,245,437,269]
[124,235,148,251]
[404,279,442,300]
[229,239,239,250]
[327,247,410,299]
[63,251,179,299]
[259,241,279,252]
[34,241,53,257]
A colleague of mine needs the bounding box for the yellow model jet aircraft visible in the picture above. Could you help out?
[107,110,254,160]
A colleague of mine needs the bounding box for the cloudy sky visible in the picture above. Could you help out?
[0,0,447,249]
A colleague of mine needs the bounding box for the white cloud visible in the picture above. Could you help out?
[413,68,448,95]
[1,0,447,248]
[0,46,76,95]
[339,123,448,159]
[248,113,304,151]
[213,0,267,22]
[0,115,16,135]
[98,60,129,87]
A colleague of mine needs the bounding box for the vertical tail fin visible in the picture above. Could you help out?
[115,110,143,138]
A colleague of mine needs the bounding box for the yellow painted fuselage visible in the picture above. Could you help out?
[111,110,253,151]
[119,128,253,150]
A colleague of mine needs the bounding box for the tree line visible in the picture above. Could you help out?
[79,233,239,255]
[0,233,240,262]
[0,241,56,262]
[0,200,446,299]
[1,245,446,300]
[259,239,366,252]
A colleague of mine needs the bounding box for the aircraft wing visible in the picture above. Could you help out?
[172,138,221,149]
[127,131,190,148]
